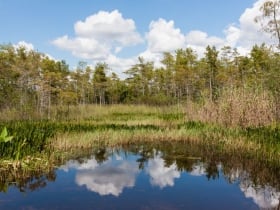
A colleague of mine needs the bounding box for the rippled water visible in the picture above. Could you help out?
[0,143,279,210]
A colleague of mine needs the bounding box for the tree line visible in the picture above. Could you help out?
[0,43,280,121]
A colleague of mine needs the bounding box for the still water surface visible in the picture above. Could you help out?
[0,143,279,210]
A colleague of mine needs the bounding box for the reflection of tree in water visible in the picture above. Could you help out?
[0,149,95,193]
[123,142,280,190]
[205,161,219,180]
[93,147,109,163]
[0,169,56,193]
[124,142,280,209]
[21,170,56,192]
[137,146,155,170]
[92,147,124,164]
[1,141,279,208]
[122,144,156,170]
[0,146,111,193]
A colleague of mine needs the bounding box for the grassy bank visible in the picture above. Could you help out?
[0,104,279,170]
[51,121,280,165]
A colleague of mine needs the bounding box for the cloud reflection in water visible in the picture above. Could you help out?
[62,157,139,196]
[190,163,206,176]
[146,154,180,188]
[240,178,280,209]
[60,152,280,209]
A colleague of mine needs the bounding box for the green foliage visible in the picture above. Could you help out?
[245,125,280,144]
[0,104,279,172]
[0,127,13,143]
[0,42,280,126]
[92,62,109,105]
[159,113,184,121]
[0,121,55,159]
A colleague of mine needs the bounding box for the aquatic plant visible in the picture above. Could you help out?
[0,121,56,159]
[0,127,13,143]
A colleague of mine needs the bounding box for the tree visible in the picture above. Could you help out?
[92,63,108,105]
[72,61,93,105]
[107,72,128,104]
[255,0,280,48]
[125,57,154,102]
[0,45,19,109]
[250,44,271,88]
[237,55,251,88]
[40,58,70,118]
[161,52,176,98]
[205,46,220,101]
[174,48,198,102]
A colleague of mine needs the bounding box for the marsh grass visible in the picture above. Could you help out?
[52,104,184,121]
[186,88,276,128]
[51,121,279,165]
[0,104,279,171]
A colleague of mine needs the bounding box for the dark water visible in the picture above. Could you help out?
[0,143,279,210]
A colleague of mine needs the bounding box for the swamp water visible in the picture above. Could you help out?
[0,142,279,210]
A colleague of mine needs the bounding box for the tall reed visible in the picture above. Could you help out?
[186,88,276,128]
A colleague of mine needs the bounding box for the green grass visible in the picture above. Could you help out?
[0,104,279,170]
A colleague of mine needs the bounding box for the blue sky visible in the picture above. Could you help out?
[0,0,272,75]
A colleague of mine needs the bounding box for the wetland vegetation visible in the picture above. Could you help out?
[1,0,280,208]
[0,105,279,180]
[1,4,280,206]
[1,27,280,210]
[0,43,280,205]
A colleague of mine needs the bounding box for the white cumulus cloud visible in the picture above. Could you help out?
[186,30,224,48]
[146,18,186,53]
[105,54,138,77]
[52,0,278,77]
[13,41,34,51]
[233,0,272,49]
[53,35,110,60]
[74,10,142,46]
[185,30,226,57]
[52,10,143,61]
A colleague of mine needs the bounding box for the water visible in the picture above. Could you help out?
[0,143,279,210]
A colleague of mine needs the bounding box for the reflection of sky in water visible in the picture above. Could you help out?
[60,152,280,209]
[239,176,280,209]
[201,164,280,209]
[146,154,180,188]
[225,167,280,209]
[189,162,206,176]
[61,156,138,196]
[192,164,280,209]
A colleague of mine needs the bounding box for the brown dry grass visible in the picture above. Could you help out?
[186,88,276,127]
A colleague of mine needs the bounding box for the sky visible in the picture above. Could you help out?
[0,0,274,76]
